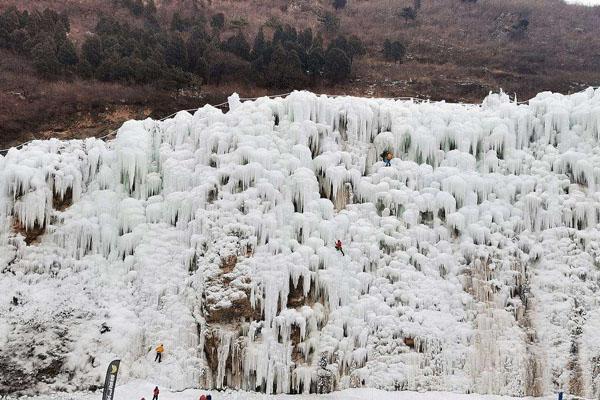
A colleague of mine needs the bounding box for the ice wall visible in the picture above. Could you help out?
[1,89,600,396]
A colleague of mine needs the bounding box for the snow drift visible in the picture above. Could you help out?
[2,89,600,397]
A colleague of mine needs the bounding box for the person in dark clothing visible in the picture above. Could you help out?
[206,395,212,400]
[152,386,159,400]
[335,240,345,256]
[381,150,393,167]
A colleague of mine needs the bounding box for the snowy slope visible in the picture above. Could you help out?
[13,380,569,400]
[1,89,600,397]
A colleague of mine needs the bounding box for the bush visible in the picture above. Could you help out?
[510,18,529,40]
[383,39,406,62]
[332,0,347,10]
[211,13,225,31]
[400,7,417,23]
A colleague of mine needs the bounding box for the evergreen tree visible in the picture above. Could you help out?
[347,35,365,61]
[400,7,417,23]
[383,38,392,60]
[210,13,225,31]
[323,47,351,83]
[298,28,313,50]
[57,38,78,66]
[265,45,305,88]
[82,35,103,68]
[510,18,529,40]
[222,31,250,60]
[164,35,188,69]
[131,0,144,16]
[10,29,30,53]
[145,0,157,15]
[319,12,340,33]
[332,0,347,10]
[32,37,60,76]
[251,28,267,60]
[382,39,407,63]
[307,47,325,81]
[272,25,285,46]
[187,26,210,77]
[171,12,187,32]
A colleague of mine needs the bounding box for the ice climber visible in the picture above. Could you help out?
[152,386,160,400]
[206,395,212,400]
[335,240,345,256]
[155,344,164,363]
[381,150,393,167]
[199,395,206,400]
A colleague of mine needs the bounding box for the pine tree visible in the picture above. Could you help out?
[145,0,157,15]
[265,45,305,88]
[57,38,78,66]
[171,12,187,32]
[222,31,250,60]
[164,35,188,69]
[383,38,392,60]
[82,35,103,68]
[332,0,347,10]
[251,28,267,60]
[298,28,313,50]
[210,13,225,31]
[400,7,417,23]
[348,35,365,61]
[323,47,351,83]
[383,39,405,62]
[307,47,324,81]
[131,0,144,16]
[32,37,60,76]
[319,12,340,33]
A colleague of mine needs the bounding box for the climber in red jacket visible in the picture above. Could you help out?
[152,386,159,400]
[335,240,344,256]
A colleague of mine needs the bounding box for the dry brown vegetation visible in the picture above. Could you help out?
[1,0,599,148]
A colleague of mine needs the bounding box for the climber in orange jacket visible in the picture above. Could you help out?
[155,344,164,363]
[335,240,345,256]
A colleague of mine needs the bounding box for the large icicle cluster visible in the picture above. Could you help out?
[2,89,600,397]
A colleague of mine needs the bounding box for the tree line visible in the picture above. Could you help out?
[0,6,408,89]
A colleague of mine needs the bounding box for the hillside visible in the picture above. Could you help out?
[1,0,599,149]
[2,89,600,397]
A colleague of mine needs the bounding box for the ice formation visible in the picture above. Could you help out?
[2,89,600,397]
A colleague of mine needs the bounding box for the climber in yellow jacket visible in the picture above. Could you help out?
[155,344,164,363]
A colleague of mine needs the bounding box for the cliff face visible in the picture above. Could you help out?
[2,89,600,397]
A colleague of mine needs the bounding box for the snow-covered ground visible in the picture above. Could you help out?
[2,89,600,398]
[13,380,568,400]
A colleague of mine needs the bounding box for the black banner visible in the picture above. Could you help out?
[102,359,121,400]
